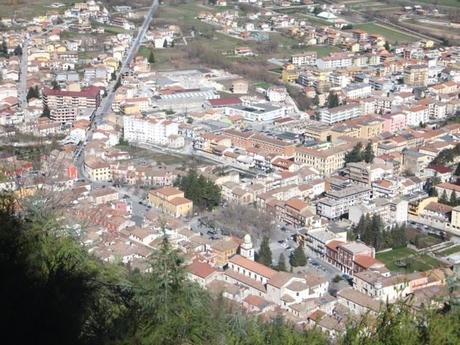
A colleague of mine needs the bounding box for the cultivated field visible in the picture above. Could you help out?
[353,22,420,43]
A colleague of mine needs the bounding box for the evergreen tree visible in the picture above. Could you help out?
[344,142,363,163]
[51,80,60,90]
[277,253,286,272]
[363,142,375,163]
[174,170,221,211]
[42,104,50,118]
[1,39,8,56]
[34,85,40,98]
[440,190,449,205]
[26,86,35,101]
[13,44,22,56]
[313,94,320,106]
[327,92,339,108]
[384,41,391,51]
[449,190,458,206]
[163,39,168,48]
[455,162,460,176]
[148,50,155,64]
[290,245,307,267]
[256,236,272,267]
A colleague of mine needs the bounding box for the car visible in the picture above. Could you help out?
[138,201,143,205]
[280,226,287,232]
[278,240,285,244]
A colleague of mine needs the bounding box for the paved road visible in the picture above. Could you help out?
[74,0,160,173]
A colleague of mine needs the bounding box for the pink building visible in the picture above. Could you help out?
[382,113,406,133]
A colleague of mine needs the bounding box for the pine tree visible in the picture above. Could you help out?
[384,41,391,51]
[42,104,50,118]
[327,92,339,108]
[256,236,272,267]
[313,94,320,106]
[363,142,375,163]
[344,142,363,163]
[34,85,40,98]
[1,39,8,56]
[449,190,458,206]
[26,87,34,101]
[51,80,60,90]
[277,253,287,272]
[290,245,307,267]
[454,163,460,176]
[440,190,449,205]
[148,50,155,64]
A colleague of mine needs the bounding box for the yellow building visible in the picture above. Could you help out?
[404,65,428,87]
[85,160,112,182]
[408,197,438,216]
[281,64,298,83]
[148,187,193,218]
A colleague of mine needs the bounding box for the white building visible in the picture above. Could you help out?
[319,104,362,125]
[224,103,286,122]
[344,83,372,100]
[123,115,179,146]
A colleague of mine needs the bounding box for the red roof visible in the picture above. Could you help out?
[186,261,216,278]
[208,97,242,107]
[354,255,382,269]
[429,165,452,174]
[43,86,100,98]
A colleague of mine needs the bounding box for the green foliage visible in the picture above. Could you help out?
[174,170,221,211]
[431,144,460,166]
[455,163,460,176]
[290,245,307,267]
[148,50,155,64]
[327,92,339,108]
[277,253,287,272]
[42,104,51,118]
[353,215,407,251]
[344,142,374,164]
[256,236,272,267]
[0,39,8,57]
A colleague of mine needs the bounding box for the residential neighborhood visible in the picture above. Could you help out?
[1,0,460,340]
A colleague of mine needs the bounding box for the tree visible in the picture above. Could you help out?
[174,170,221,211]
[449,190,458,206]
[51,80,60,90]
[313,6,322,15]
[440,190,449,205]
[256,236,272,267]
[277,253,287,272]
[363,142,375,163]
[42,104,50,118]
[111,71,117,81]
[384,41,391,51]
[344,142,363,164]
[290,245,307,267]
[313,94,320,106]
[327,92,339,108]
[26,86,35,101]
[0,39,7,57]
[13,44,22,56]
[163,39,168,48]
[148,50,155,64]
[454,162,460,176]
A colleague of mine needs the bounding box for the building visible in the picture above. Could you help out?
[319,104,362,125]
[148,186,193,218]
[295,143,352,177]
[224,103,286,122]
[325,240,382,275]
[343,83,372,100]
[43,86,101,110]
[403,65,428,87]
[85,160,112,182]
[316,185,372,219]
[291,52,317,66]
[123,115,179,147]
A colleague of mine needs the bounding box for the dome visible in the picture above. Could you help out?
[243,234,252,244]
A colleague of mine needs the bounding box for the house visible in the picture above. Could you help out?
[148,186,193,218]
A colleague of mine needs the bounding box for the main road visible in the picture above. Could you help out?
[75,0,160,173]
[94,0,160,126]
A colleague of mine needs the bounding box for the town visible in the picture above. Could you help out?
[1,0,460,339]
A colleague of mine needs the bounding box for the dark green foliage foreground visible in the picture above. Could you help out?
[0,194,459,345]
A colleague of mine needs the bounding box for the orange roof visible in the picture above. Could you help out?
[169,196,192,206]
[186,261,216,278]
[229,255,277,279]
[285,198,308,212]
[354,254,382,269]
[154,186,183,197]
[326,240,344,251]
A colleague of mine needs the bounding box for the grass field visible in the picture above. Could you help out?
[352,22,419,43]
[0,0,75,19]
[438,245,460,256]
[376,247,443,273]
[414,0,460,7]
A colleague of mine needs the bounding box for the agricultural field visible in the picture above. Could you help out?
[352,22,419,43]
[376,247,444,273]
[0,0,74,19]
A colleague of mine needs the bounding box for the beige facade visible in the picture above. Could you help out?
[148,186,193,218]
